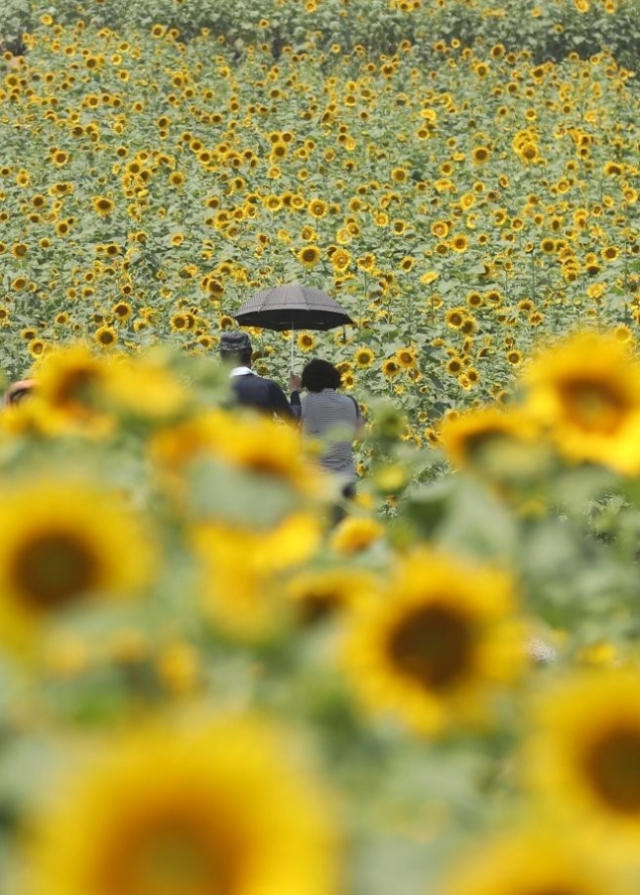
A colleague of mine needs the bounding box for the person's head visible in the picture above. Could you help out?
[301,358,342,392]
[3,379,35,407]
[219,331,252,367]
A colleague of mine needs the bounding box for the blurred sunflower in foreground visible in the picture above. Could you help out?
[525,670,640,848]
[522,331,640,475]
[440,405,547,483]
[0,476,155,652]
[191,512,321,640]
[26,717,339,895]
[343,548,524,735]
[441,826,632,895]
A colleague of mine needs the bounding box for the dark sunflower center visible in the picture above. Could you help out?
[522,890,575,895]
[559,379,628,434]
[462,428,509,461]
[116,815,238,895]
[11,531,99,611]
[241,452,289,479]
[298,591,340,625]
[387,604,473,690]
[583,726,640,814]
[55,367,99,408]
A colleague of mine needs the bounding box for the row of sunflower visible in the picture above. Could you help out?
[1,328,640,894]
[0,16,639,457]
[4,0,640,72]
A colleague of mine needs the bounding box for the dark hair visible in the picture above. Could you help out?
[219,331,252,366]
[301,358,342,392]
[4,379,35,407]
[9,386,32,405]
[221,348,251,366]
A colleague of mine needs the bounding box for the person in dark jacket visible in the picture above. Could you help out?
[219,331,299,421]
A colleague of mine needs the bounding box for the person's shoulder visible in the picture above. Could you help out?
[339,392,360,414]
[333,391,356,406]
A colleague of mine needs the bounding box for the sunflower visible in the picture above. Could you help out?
[391,167,408,183]
[344,548,523,735]
[466,291,483,308]
[330,516,384,555]
[522,331,640,474]
[0,477,154,648]
[516,141,540,163]
[217,413,315,492]
[28,717,338,895]
[382,358,400,379]
[112,301,132,322]
[153,410,317,499]
[396,348,416,369]
[354,346,374,368]
[103,355,189,422]
[34,344,114,433]
[285,567,377,624]
[94,326,118,348]
[356,253,376,272]
[450,234,469,252]
[12,242,28,258]
[308,198,328,218]
[297,245,321,268]
[331,249,351,272]
[192,514,320,638]
[170,313,189,332]
[440,826,628,895]
[441,406,545,480]
[603,161,623,177]
[460,316,477,336]
[526,670,640,842]
[471,145,491,164]
[92,196,115,217]
[430,220,449,238]
[51,149,70,167]
[297,332,316,352]
[28,338,46,358]
[601,245,620,262]
[445,307,466,329]
[613,325,633,345]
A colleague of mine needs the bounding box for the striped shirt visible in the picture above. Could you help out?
[300,389,361,480]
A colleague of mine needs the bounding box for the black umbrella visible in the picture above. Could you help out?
[234,283,355,366]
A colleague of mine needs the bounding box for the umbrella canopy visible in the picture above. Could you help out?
[234,283,354,332]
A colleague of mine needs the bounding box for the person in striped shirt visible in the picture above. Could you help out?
[290,358,364,504]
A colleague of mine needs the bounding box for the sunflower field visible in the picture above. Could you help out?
[2,1,640,893]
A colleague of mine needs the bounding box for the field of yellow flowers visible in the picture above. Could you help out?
[2,2,640,893]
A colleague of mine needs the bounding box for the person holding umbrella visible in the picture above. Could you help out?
[219,331,300,421]
[291,358,365,514]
